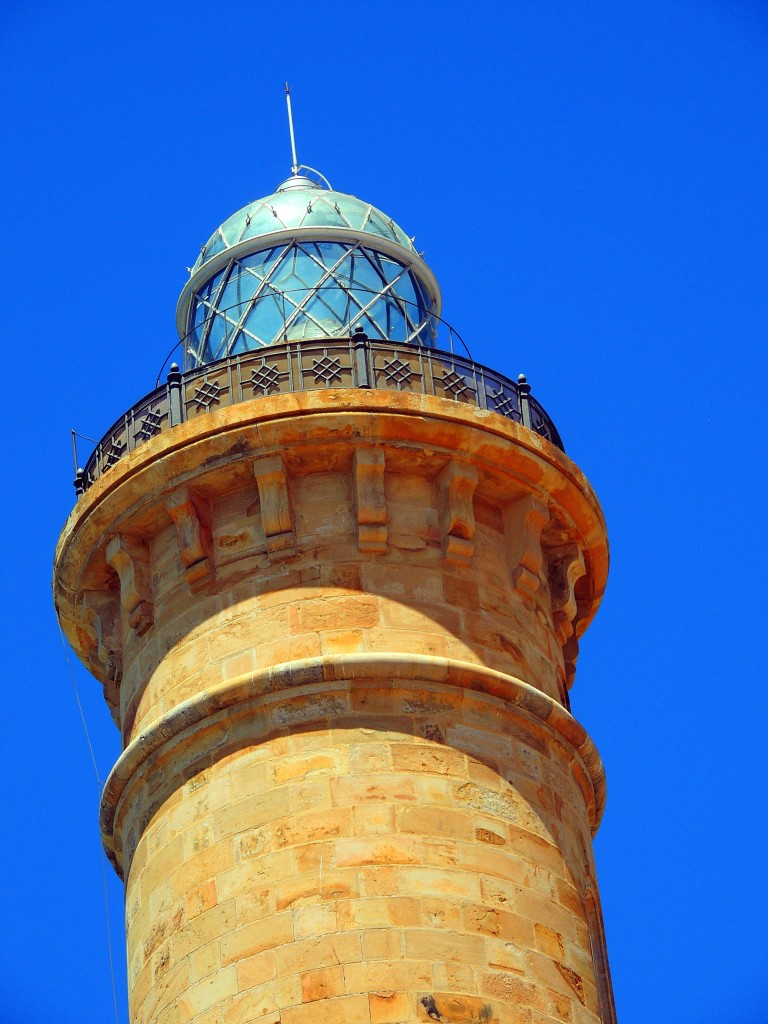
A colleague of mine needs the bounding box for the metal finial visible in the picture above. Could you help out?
[285,82,299,175]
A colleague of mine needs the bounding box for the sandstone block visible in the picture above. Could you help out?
[220,912,294,966]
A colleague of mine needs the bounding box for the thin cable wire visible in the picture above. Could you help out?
[58,623,121,1024]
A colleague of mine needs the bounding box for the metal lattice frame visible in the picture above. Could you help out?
[185,241,436,369]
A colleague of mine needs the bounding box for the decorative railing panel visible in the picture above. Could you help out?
[75,335,563,495]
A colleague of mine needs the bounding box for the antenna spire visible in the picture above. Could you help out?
[285,82,299,176]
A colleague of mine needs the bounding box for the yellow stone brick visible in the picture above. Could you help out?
[215,788,289,839]
[330,774,417,806]
[275,931,363,976]
[358,864,401,896]
[369,990,413,1024]
[221,649,256,680]
[220,912,294,966]
[486,936,528,975]
[293,904,339,939]
[226,976,302,1020]
[142,960,191,1023]
[337,896,421,930]
[297,595,380,631]
[398,865,481,901]
[281,993,371,1024]
[404,928,486,965]
[534,923,565,960]
[352,803,397,835]
[320,628,366,655]
[274,868,358,912]
[390,742,466,776]
[236,948,277,990]
[272,806,352,848]
[258,631,322,666]
[169,900,238,962]
[431,961,475,992]
[272,748,347,784]
[175,964,238,1018]
[216,850,295,902]
[236,884,274,924]
[421,896,463,930]
[173,842,233,899]
[300,965,345,1002]
[349,741,392,773]
[184,878,218,920]
[293,839,335,874]
[479,970,547,1011]
[188,938,221,984]
[362,928,403,961]
[345,957,432,992]
[397,804,473,841]
[336,835,421,867]
[288,778,334,815]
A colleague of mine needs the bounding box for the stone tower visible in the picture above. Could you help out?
[54,168,616,1024]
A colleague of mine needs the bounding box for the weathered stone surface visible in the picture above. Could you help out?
[53,389,615,1024]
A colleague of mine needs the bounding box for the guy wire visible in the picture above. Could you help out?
[58,623,121,1024]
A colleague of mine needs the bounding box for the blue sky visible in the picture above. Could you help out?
[2,1,767,1021]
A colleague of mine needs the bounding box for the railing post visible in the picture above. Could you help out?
[518,373,532,429]
[168,362,184,426]
[353,327,371,388]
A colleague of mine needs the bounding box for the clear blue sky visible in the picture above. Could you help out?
[2,2,767,1021]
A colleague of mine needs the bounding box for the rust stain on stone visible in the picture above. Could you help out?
[555,961,585,1004]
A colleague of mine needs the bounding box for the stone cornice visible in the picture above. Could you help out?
[100,653,606,877]
[54,390,608,677]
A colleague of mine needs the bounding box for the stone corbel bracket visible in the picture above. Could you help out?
[438,460,479,567]
[167,484,213,593]
[253,454,294,556]
[504,494,550,598]
[562,594,592,688]
[548,543,587,648]
[105,534,154,637]
[353,448,387,554]
[80,590,122,721]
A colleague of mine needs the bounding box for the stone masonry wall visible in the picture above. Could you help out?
[124,689,601,1024]
[54,392,612,1024]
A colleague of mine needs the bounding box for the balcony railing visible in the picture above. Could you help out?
[74,332,563,496]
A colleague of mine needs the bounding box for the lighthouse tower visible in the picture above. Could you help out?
[54,163,616,1024]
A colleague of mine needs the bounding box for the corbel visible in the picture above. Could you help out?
[547,543,587,646]
[563,593,592,689]
[253,454,294,555]
[105,534,154,636]
[502,494,549,597]
[438,460,478,567]
[167,484,213,592]
[353,448,387,553]
[81,590,122,725]
[81,590,122,681]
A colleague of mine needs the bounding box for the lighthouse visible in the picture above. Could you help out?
[54,153,615,1023]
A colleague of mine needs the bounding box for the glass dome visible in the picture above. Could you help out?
[177,176,441,369]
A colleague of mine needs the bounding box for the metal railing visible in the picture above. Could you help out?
[73,331,563,496]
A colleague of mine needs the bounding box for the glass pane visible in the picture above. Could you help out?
[302,194,344,229]
[241,245,281,277]
[245,203,284,238]
[223,266,262,312]
[243,294,288,346]
[204,229,228,259]
[315,282,350,322]
[271,190,311,227]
